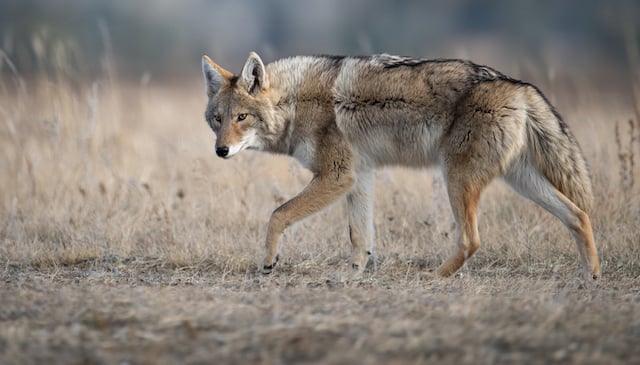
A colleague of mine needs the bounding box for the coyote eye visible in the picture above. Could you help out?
[214,115,222,123]
[237,113,248,121]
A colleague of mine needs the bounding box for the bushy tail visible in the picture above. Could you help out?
[525,87,593,213]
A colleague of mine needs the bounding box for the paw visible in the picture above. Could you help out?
[260,254,280,275]
[579,264,600,281]
[579,268,600,281]
[351,262,366,275]
[350,250,372,273]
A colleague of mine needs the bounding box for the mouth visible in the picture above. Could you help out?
[217,142,247,159]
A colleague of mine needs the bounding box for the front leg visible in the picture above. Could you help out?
[346,169,375,272]
[260,165,355,274]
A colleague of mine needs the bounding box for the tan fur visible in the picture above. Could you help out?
[201,52,600,280]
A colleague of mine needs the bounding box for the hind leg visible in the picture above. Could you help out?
[436,171,487,277]
[504,163,600,279]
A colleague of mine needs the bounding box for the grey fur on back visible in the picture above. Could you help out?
[267,54,594,211]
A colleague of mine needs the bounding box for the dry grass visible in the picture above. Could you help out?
[1,48,640,364]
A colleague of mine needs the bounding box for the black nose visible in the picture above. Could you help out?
[216,146,229,157]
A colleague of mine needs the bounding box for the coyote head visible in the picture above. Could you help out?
[201,52,279,159]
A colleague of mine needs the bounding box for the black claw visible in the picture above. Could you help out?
[262,254,280,274]
[367,251,372,255]
[352,263,360,269]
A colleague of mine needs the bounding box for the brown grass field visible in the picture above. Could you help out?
[1,50,640,364]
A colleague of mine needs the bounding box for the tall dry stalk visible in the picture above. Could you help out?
[621,23,640,194]
[615,119,637,193]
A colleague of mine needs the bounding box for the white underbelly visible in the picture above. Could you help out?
[347,123,443,168]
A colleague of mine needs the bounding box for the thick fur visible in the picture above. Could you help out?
[201,52,600,279]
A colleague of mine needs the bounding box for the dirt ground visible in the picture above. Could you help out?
[1,257,639,365]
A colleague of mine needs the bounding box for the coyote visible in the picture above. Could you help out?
[201,52,600,279]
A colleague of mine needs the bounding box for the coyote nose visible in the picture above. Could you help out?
[216,146,229,158]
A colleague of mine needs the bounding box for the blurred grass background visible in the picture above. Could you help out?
[0,0,639,269]
[1,0,638,82]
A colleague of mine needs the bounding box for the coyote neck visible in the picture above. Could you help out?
[265,57,341,158]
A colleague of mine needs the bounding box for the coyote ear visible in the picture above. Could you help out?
[240,52,268,94]
[202,55,233,97]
